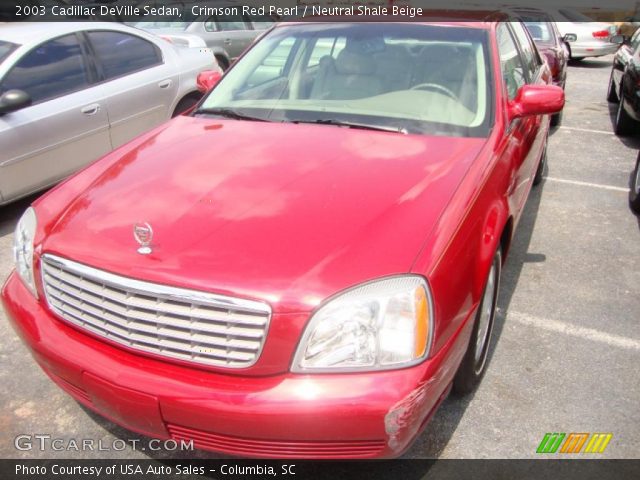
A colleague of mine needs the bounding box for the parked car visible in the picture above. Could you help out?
[509,8,569,125]
[608,31,640,135]
[2,18,563,458]
[543,8,619,60]
[630,151,640,213]
[0,22,220,206]
[134,1,277,70]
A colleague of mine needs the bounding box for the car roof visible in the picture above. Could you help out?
[0,22,138,47]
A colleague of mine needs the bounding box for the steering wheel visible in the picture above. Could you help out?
[411,83,459,101]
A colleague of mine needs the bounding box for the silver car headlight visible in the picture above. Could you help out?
[292,276,433,372]
[13,207,38,297]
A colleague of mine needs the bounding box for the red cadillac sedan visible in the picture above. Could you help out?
[2,18,563,458]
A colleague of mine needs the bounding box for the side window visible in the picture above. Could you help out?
[510,22,542,80]
[216,15,247,31]
[249,14,276,30]
[522,21,552,43]
[87,31,161,80]
[204,18,217,32]
[1,34,89,104]
[497,23,526,100]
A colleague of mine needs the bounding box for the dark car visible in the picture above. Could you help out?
[510,8,570,126]
[631,150,640,213]
[608,30,640,136]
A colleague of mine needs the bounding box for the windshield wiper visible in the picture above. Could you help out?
[291,119,407,134]
[194,107,270,122]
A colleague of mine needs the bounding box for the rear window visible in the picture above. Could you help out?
[0,40,18,65]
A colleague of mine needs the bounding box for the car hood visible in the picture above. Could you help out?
[42,116,485,313]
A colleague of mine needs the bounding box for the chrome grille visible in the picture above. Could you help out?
[41,254,271,368]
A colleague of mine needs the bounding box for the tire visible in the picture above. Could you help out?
[453,248,501,396]
[614,94,635,136]
[607,68,619,103]
[215,55,229,71]
[533,139,548,186]
[172,95,200,117]
[550,108,563,127]
[630,153,640,214]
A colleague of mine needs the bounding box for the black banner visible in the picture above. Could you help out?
[2,460,640,480]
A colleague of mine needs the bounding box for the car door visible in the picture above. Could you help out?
[615,29,640,93]
[497,22,547,214]
[621,43,640,114]
[83,29,179,149]
[511,22,548,205]
[0,33,111,203]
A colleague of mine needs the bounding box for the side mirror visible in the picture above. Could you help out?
[196,70,222,94]
[563,33,577,43]
[509,85,565,119]
[0,89,31,116]
[610,34,626,45]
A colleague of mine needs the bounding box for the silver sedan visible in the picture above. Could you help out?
[544,8,619,60]
[0,22,220,206]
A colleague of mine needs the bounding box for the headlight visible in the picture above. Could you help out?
[292,276,433,372]
[13,207,38,297]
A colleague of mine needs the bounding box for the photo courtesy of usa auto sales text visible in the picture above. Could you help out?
[15,463,295,476]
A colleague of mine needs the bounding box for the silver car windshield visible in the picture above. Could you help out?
[197,23,493,137]
[0,41,18,65]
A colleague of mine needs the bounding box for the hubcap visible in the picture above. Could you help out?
[474,261,497,369]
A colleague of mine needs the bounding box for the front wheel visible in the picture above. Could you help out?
[630,153,640,214]
[533,140,548,186]
[607,68,619,103]
[550,109,563,127]
[615,94,635,136]
[453,248,501,395]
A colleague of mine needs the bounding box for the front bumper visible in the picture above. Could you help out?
[2,272,471,458]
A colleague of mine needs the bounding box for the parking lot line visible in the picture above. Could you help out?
[507,311,640,352]
[545,177,628,193]
[557,126,615,136]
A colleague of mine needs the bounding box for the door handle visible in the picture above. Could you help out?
[158,79,172,89]
[223,38,232,45]
[81,104,100,116]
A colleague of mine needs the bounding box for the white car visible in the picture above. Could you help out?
[545,8,619,60]
[0,22,220,206]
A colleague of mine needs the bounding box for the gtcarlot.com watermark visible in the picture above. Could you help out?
[14,434,194,452]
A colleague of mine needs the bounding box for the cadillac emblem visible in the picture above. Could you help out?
[133,222,153,255]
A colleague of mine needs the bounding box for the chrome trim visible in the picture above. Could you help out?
[41,254,271,369]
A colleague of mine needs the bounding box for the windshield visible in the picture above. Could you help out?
[0,40,18,65]
[197,23,492,137]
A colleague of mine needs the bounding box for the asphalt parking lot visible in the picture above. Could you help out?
[1,55,639,460]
